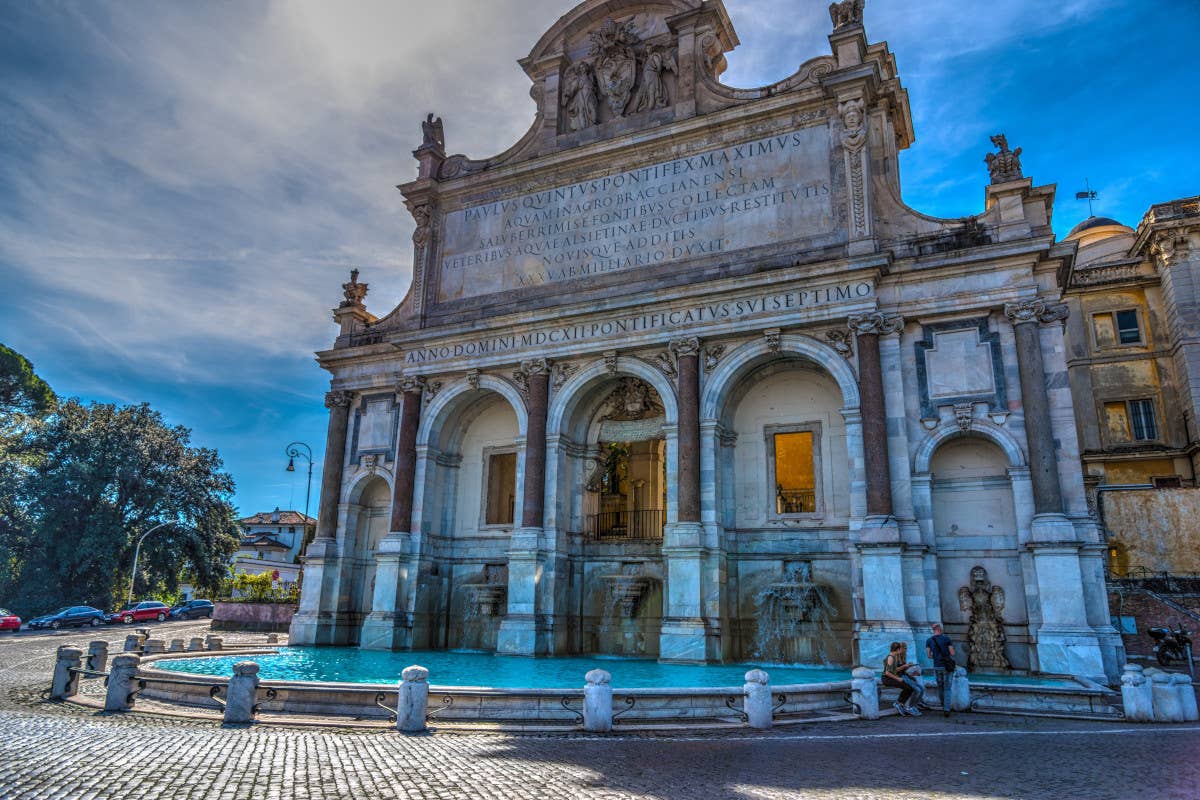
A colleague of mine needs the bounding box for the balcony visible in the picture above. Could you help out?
[585,509,664,541]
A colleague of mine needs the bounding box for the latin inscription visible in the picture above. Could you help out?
[405,281,872,365]
[437,126,834,302]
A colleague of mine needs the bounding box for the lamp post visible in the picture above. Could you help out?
[285,441,314,542]
[127,521,177,607]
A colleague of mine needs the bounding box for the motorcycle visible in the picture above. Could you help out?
[1148,625,1193,667]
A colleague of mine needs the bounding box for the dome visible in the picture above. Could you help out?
[1067,216,1127,239]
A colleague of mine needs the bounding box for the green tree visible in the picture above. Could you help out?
[7,400,240,615]
[0,343,56,417]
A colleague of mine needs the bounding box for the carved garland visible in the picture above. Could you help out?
[847,313,904,337]
[1003,300,1069,326]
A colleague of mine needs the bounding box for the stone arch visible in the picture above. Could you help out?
[417,374,528,448]
[913,420,1026,475]
[338,473,391,645]
[342,467,393,507]
[701,334,860,421]
[548,354,678,437]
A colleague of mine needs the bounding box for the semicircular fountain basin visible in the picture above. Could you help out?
[155,647,850,689]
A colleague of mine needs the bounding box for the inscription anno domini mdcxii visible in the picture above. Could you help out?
[437,125,834,302]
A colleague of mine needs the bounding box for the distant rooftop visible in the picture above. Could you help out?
[239,507,316,526]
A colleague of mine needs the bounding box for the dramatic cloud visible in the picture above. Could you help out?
[1,0,1196,514]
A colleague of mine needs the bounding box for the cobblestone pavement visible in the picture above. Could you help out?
[1,624,1198,799]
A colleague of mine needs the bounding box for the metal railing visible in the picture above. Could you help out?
[776,489,816,514]
[585,509,664,541]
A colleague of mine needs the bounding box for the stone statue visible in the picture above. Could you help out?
[829,0,865,30]
[985,134,1023,183]
[421,113,444,150]
[589,18,640,116]
[630,47,677,113]
[341,268,367,307]
[958,565,1011,671]
[561,61,599,132]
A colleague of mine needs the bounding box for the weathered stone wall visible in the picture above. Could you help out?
[212,602,298,633]
[1106,488,1200,573]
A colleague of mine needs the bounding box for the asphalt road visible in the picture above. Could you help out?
[0,621,1197,800]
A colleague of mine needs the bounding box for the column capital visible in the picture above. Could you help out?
[324,390,353,409]
[1004,299,1069,326]
[668,337,701,358]
[396,374,425,395]
[512,359,551,403]
[848,313,903,337]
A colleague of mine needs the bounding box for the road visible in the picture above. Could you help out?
[0,621,1196,799]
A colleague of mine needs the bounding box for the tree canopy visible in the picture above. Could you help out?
[0,346,239,616]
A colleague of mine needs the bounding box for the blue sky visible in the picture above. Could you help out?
[1,0,1197,518]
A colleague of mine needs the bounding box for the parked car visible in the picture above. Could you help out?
[169,599,214,620]
[27,606,106,630]
[106,600,171,625]
[0,609,20,632]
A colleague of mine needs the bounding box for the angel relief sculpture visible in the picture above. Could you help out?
[958,565,1012,671]
[561,61,598,132]
[630,47,677,113]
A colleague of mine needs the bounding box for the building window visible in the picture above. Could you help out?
[1092,309,1142,348]
[765,423,823,518]
[1102,398,1158,443]
[483,451,517,526]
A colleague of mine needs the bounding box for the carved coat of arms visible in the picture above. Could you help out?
[589,18,640,116]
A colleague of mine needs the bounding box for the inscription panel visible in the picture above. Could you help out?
[437,125,834,303]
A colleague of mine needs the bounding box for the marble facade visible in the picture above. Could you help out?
[289,0,1121,682]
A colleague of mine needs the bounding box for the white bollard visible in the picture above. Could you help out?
[396,665,430,733]
[1120,664,1154,722]
[583,669,613,733]
[1150,670,1185,722]
[950,666,971,712]
[123,634,141,653]
[51,646,83,700]
[223,662,260,724]
[850,666,879,720]
[1170,674,1198,722]
[743,669,773,729]
[188,637,205,652]
[87,640,109,674]
[104,654,141,712]
[207,636,224,651]
[267,633,280,644]
[169,638,185,653]
[142,638,165,655]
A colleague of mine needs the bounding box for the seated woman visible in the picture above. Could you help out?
[881,641,924,716]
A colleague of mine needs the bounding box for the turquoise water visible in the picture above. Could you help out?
[155,647,851,689]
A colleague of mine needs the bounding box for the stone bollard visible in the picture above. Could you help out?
[1149,670,1185,722]
[51,645,83,700]
[142,638,165,655]
[207,636,224,651]
[950,666,971,712]
[1120,664,1154,722]
[104,654,141,712]
[188,637,205,651]
[123,634,141,653]
[169,638,185,653]
[136,628,151,639]
[87,640,109,674]
[850,666,880,720]
[1170,674,1199,722]
[223,662,260,724]
[397,665,430,733]
[743,669,773,729]
[267,633,279,644]
[583,669,613,733]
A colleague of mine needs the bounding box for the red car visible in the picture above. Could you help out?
[106,600,171,624]
[0,609,20,632]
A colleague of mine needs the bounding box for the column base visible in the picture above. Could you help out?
[288,611,344,646]
[659,618,720,663]
[1035,626,1108,683]
[854,621,917,671]
[496,615,553,656]
[359,611,413,651]
[1030,512,1076,543]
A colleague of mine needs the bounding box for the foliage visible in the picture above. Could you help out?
[223,570,298,604]
[0,344,56,418]
[0,352,241,617]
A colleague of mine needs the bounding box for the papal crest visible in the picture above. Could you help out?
[589,18,640,117]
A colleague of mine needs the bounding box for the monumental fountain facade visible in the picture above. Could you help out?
[289,0,1123,682]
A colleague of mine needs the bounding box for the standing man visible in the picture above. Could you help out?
[925,623,957,717]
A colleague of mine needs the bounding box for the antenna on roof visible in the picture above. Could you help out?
[1075,178,1098,217]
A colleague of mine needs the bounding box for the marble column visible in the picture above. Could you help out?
[1005,299,1106,681]
[289,389,353,646]
[661,337,714,662]
[847,313,912,668]
[498,359,552,655]
[362,377,424,651]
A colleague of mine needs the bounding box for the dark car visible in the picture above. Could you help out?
[27,606,106,630]
[106,600,171,625]
[170,599,214,620]
[0,608,20,632]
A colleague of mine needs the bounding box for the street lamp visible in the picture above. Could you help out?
[285,441,314,536]
[127,521,178,607]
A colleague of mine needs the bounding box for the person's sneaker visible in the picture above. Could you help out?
[893,701,907,716]
[907,706,922,716]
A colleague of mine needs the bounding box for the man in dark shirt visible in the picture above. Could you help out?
[925,623,957,717]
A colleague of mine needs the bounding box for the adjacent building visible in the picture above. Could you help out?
[291,0,1127,682]
[233,508,316,586]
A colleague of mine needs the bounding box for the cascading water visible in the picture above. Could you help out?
[753,561,838,664]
